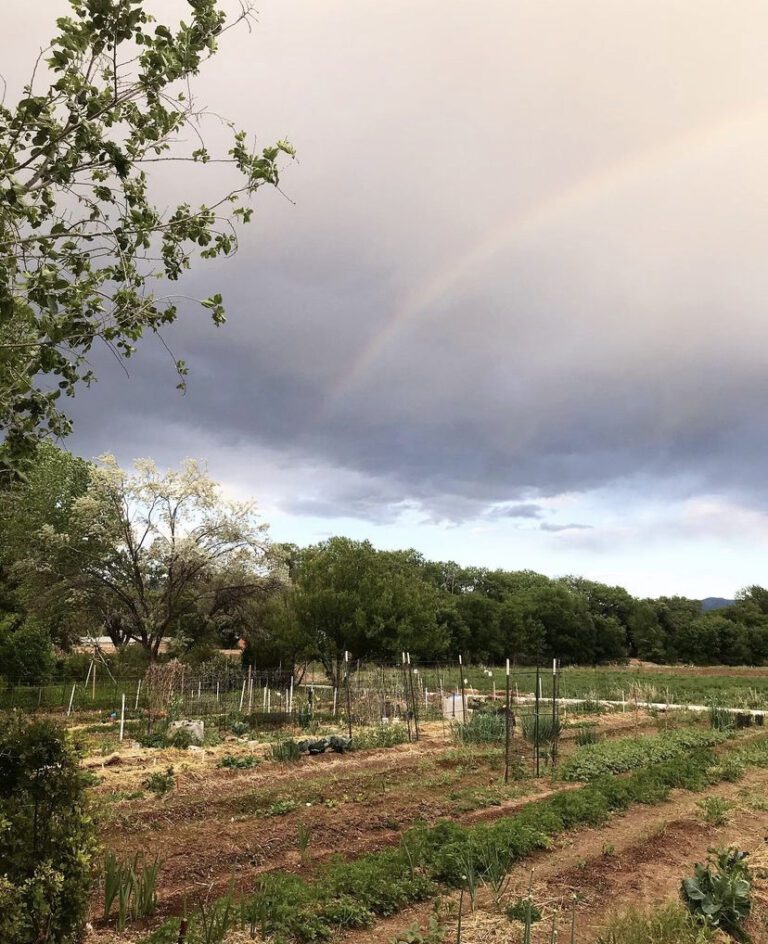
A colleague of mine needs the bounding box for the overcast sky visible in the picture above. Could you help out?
[7,1,768,598]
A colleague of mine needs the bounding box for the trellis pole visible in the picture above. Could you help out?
[504,658,512,784]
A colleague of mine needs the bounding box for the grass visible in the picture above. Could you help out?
[595,903,714,943]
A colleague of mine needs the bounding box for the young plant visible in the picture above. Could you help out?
[297,823,313,865]
[143,766,175,796]
[271,739,302,763]
[696,796,733,826]
[681,847,751,941]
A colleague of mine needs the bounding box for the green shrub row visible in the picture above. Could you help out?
[144,736,768,943]
[558,728,729,781]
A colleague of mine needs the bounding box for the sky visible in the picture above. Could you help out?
[6,1,768,599]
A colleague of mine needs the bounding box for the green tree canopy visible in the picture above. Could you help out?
[0,0,293,466]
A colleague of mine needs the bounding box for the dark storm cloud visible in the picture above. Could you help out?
[17,0,768,527]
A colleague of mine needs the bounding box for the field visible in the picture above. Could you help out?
[40,662,768,944]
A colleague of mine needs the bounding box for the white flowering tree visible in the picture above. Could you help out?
[17,454,279,657]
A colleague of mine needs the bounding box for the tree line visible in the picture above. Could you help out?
[2,447,767,684]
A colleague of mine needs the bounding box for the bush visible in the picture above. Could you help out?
[0,619,55,686]
[0,718,96,943]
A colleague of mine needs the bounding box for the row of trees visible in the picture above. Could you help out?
[3,446,768,682]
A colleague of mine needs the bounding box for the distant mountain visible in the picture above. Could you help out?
[701,597,735,612]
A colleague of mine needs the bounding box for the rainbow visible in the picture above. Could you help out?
[326,104,767,406]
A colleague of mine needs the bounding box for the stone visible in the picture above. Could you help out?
[168,719,204,744]
[329,735,352,753]
[307,737,329,754]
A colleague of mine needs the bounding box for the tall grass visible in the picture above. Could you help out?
[596,903,714,943]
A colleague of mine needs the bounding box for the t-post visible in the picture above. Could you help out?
[459,653,467,722]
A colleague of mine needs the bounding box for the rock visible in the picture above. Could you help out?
[187,744,204,753]
[296,740,310,753]
[168,719,204,744]
[329,735,352,753]
[307,737,329,754]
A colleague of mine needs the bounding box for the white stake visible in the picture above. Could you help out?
[289,677,294,713]
[216,681,220,703]
[239,679,246,712]
[119,694,126,741]
[67,683,76,717]
[333,687,338,716]
[267,688,271,713]
[135,678,142,710]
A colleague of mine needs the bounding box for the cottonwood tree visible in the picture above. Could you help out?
[16,454,280,657]
[0,0,293,466]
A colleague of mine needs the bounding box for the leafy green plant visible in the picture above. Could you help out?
[559,730,726,782]
[681,848,752,941]
[143,766,175,796]
[506,897,542,924]
[217,753,260,770]
[266,799,298,817]
[696,796,733,826]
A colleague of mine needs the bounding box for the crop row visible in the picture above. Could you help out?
[558,728,729,781]
[141,733,768,943]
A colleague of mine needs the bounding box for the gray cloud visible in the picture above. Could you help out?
[10,0,768,532]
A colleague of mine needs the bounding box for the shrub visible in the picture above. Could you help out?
[0,718,96,944]
[681,848,751,940]
[143,766,175,796]
[0,619,55,686]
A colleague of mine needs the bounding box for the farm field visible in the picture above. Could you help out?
[71,690,768,944]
